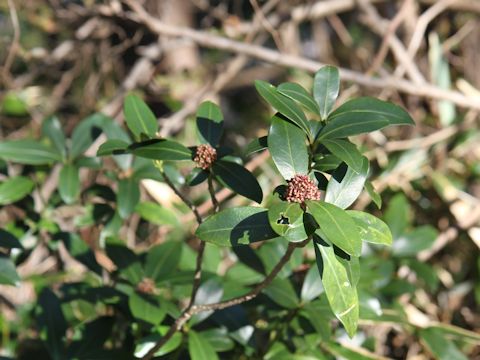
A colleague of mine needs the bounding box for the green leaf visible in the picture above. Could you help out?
[392,226,438,257]
[313,154,342,172]
[129,292,165,325]
[187,168,209,186]
[268,202,309,242]
[59,164,80,204]
[201,329,235,352]
[420,328,468,360]
[123,94,158,140]
[70,113,105,159]
[255,80,311,138]
[135,327,182,358]
[196,101,224,147]
[264,278,299,309]
[212,160,263,203]
[268,114,309,180]
[195,207,280,246]
[130,139,192,161]
[318,97,414,140]
[365,181,382,209]
[0,256,20,286]
[188,331,219,360]
[105,242,144,284]
[135,201,178,226]
[144,241,182,282]
[278,82,320,114]
[325,159,369,209]
[245,136,268,156]
[96,139,130,156]
[42,116,66,158]
[300,265,324,302]
[0,229,23,249]
[0,176,34,205]
[384,193,410,238]
[37,288,67,360]
[0,140,61,165]
[320,139,365,174]
[117,178,140,219]
[314,65,340,120]
[347,211,392,246]
[306,201,362,257]
[314,238,358,338]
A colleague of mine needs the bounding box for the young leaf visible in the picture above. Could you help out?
[255,80,311,138]
[195,207,280,246]
[212,160,263,203]
[42,116,66,159]
[0,256,21,286]
[318,97,415,140]
[0,176,34,205]
[0,140,61,165]
[325,158,369,209]
[365,181,382,209]
[268,202,309,242]
[314,238,359,338]
[196,101,224,147]
[347,210,392,246]
[384,193,411,238]
[306,201,362,257]
[300,265,324,302]
[130,139,192,161]
[129,292,165,325]
[96,139,130,156]
[268,114,309,180]
[59,164,80,204]
[320,138,365,174]
[188,331,219,360]
[144,241,182,281]
[313,65,340,120]
[123,94,158,140]
[117,178,140,219]
[278,82,320,114]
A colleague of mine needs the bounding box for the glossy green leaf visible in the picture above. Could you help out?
[300,265,324,302]
[0,256,20,286]
[0,229,23,249]
[70,113,105,159]
[255,80,311,138]
[42,116,66,158]
[314,238,358,338]
[313,154,342,172]
[96,139,130,156]
[196,101,224,146]
[123,94,158,140]
[129,292,165,325]
[420,328,468,360]
[264,278,299,309]
[144,241,182,282]
[117,178,140,219]
[307,201,362,257]
[212,160,263,203]
[188,331,219,360]
[0,176,34,205]
[59,164,80,204]
[278,82,320,114]
[365,181,382,209]
[187,168,209,186]
[347,211,392,246]
[318,97,414,140]
[392,225,438,257]
[135,327,182,358]
[335,248,361,287]
[314,65,340,120]
[325,158,369,209]
[268,202,309,242]
[245,136,268,156]
[195,207,280,246]
[201,329,235,352]
[135,201,178,226]
[130,139,192,161]
[268,114,309,180]
[321,139,365,174]
[0,140,61,165]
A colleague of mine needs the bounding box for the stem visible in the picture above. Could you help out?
[141,239,309,360]
[207,174,220,213]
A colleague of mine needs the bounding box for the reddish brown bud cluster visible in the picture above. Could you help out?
[194,144,217,170]
[136,277,156,295]
[285,175,321,203]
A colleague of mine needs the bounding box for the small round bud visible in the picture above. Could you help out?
[136,277,156,295]
[284,175,321,203]
[194,144,217,170]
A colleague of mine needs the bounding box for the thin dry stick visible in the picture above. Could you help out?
[2,0,20,86]
[141,239,308,360]
[124,0,480,110]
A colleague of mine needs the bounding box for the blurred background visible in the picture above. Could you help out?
[0,0,479,359]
